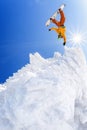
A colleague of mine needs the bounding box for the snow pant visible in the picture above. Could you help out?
[51,10,65,27]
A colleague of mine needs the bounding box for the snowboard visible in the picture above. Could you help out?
[45,4,66,27]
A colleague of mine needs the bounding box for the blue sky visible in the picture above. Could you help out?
[0,0,87,83]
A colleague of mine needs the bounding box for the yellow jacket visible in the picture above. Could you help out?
[50,26,66,43]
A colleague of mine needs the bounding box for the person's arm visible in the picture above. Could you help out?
[49,27,59,34]
[63,34,66,45]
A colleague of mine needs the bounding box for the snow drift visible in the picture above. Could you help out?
[0,47,87,130]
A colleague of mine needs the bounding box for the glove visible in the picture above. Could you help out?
[63,42,66,46]
[49,29,51,31]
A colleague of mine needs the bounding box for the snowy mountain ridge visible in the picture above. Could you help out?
[0,47,87,130]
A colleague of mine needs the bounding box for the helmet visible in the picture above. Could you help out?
[58,34,62,39]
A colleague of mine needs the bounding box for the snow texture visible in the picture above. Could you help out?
[0,47,87,130]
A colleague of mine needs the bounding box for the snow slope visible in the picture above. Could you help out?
[0,47,87,130]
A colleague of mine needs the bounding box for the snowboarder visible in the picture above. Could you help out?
[49,8,66,46]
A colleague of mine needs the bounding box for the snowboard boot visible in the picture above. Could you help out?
[50,18,53,20]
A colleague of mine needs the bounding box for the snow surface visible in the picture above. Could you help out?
[0,47,87,130]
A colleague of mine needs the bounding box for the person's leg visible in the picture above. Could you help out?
[59,9,65,26]
[50,18,61,27]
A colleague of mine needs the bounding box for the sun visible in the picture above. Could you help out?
[68,29,87,46]
[72,33,82,44]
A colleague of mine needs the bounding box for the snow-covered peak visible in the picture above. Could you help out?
[0,47,87,130]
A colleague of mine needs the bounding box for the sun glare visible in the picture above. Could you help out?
[68,29,87,46]
[72,33,82,44]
